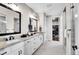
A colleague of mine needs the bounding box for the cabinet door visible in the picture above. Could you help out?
[24,39,34,55]
[34,36,40,48]
[41,35,43,43]
[24,35,43,55]
[11,42,24,55]
[32,37,38,52]
[0,47,11,55]
[17,46,24,55]
[17,42,24,55]
[33,36,42,52]
[11,50,18,55]
[36,36,42,47]
[21,46,24,55]
[39,35,43,44]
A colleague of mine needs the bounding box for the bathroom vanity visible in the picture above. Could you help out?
[0,33,44,55]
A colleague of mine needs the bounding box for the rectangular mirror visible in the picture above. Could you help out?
[28,18,38,32]
[0,3,21,36]
[31,18,37,32]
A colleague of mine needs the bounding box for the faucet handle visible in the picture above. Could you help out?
[9,36,14,40]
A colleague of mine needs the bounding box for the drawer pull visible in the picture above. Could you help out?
[1,52,7,55]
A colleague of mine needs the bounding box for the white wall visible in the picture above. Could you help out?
[38,13,52,42]
[59,15,64,45]
[45,16,52,41]
[65,3,72,55]
[38,13,44,32]
[74,3,79,55]
[38,13,48,42]
[61,11,66,49]
[17,3,38,34]
[43,14,47,41]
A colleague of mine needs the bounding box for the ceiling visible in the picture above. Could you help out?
[26,3,66,16]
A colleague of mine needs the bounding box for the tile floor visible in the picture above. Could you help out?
[33,40,66,55]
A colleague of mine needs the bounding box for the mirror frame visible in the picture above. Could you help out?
[0,3,21,36]
[28,17,38,32]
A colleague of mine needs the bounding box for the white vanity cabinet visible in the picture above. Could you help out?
[0,41,24,55]
[24,34,44,55]
[0,46,12,55]
[11,42,24,55]
[32,37,39,52]
[39,34,44,44]
[0,33,44,55]
[33,34,44,52]
[24,38,34,55]
[33,36,41,51]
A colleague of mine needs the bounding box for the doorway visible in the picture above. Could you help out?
[52,17,59,41]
